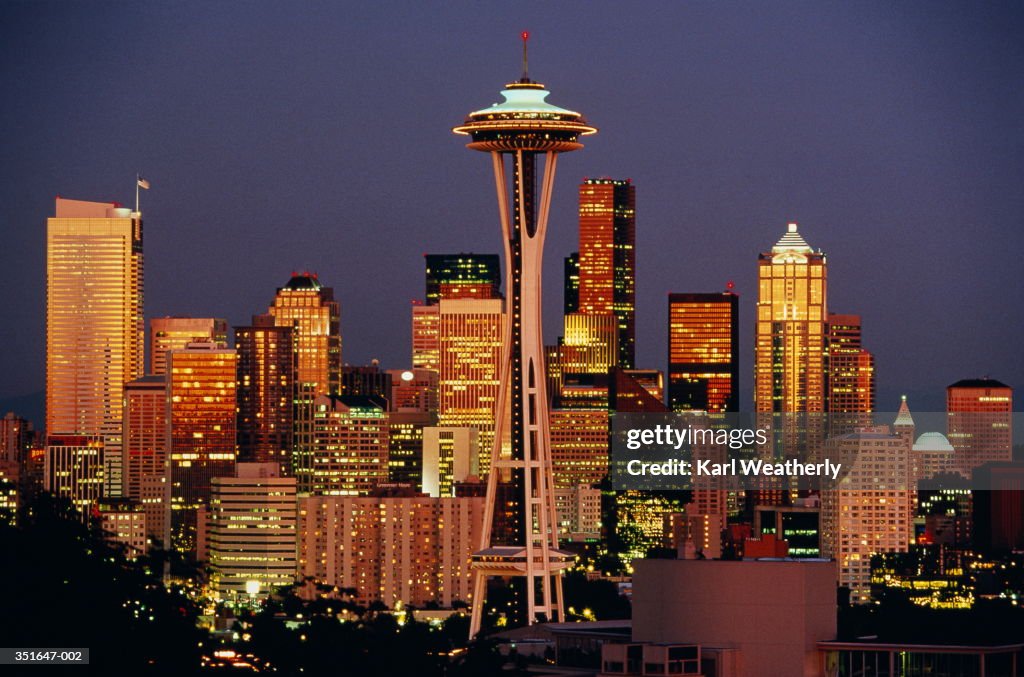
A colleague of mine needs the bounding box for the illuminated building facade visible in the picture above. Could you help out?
[826,313,875,417]
[150,317,227,375]
[560,312,618,376]
[577,178,636,368]
[122,374,169,542]
[309,394,388,496]
[548,409,609,488]
[235,315,294,472]
[755,223,827,413]
[387,368,439,413]
[554,484,601,541]
[453,42,596,634]
[667,292,739,413]
[425,253,502,304]
[167,341,238,555]
[46,197,144,500]
[387,410,436,488]
[298,491,484,608]
[946,378,1013,476]
[821,428,913,603]
[209,463,298,600]
[43,434,104,518]
[437,298,504,477]
[411,304,441,372]
[423,426,478,497]
[97,497,147,559]
[1,412,34,464]
[563,252,579,315]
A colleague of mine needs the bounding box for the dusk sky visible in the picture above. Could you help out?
[2,1,1022,423]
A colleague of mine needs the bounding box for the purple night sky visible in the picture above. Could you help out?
[2,2,1022,423]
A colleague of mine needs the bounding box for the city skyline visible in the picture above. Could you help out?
[3,3,1024,424]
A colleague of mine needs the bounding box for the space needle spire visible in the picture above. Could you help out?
[453,35,597,638]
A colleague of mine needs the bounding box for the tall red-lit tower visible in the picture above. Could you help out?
[453,33,596,637]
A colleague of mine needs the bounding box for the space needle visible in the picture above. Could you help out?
[453,33,597,638]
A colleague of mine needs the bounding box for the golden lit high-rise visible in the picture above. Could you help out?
[755,223,827,413]
[46,197,144,504]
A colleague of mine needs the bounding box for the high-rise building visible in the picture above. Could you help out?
[96,497,147,559]
[667,292,739,413]
[411,304,441,373]
[424,253,502,304]
[150,317,228,375]
[554,484,601,541]
[560,313,618,376]
[422,426,479,497]
[821,427,913,603]
[437,298,504,477]
[266,273,341,488]
[298,490,484,608]
[341,363,392,400]
[577,178,636,369]
[453,44,595,634]
[826,313,875,416]
[387,409,436,488]
[308,394,388,495]
[563,252,579,315]
[1,412,34,464]
[208,463,297,600]
[167,341,238,555]
[947,378,1013,476]
[235,315,294,472]
[43,434,104,518]
[46,197,144,502]
[754,223,827,413]
[387,368,439,413]
[548,409,608,488]
[972,462,1024,553]
[122,374,169,543]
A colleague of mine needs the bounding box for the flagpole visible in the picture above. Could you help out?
[135,173,140,213]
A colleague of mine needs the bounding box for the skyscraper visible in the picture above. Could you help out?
[167,340,238,555]
[667,291,739,413]
[826,313,875,418]
[46,197,144,504]
[150,317,228,375]
[235,315,294,472]
[453,37,596,635]
[309,394,388,496]
[122,374,169,543]
[424,253,502,304]
[563,252,579,315]
[947,378,1013,476]
[577,178,636,368]
[560,312,618,376]
[755,223,827,413]
[411,304,441,372]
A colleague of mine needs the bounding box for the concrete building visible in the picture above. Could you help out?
[668,291,739,413]
[549,409,609,488]
[422,426,478,497]
[631,558,837,677]
[122,374,169,543]
[947,378,1013,476]
[235,315,294,473]
[309,394,388,496]
[150,317,227,375]
[208,463,297,600]
[44,434,104,518]
[97,497,147,559]
[298,491,483,608]
[554,484,602,541]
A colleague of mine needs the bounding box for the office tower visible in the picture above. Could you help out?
[387,368,439,413]
[563,252,579,315]
[667,292,739,413]
[913,432,956,482]
[577,178,636,368]
[208,463,297,600]
[947,378,1013,476]
[167,341,238,555]
[422,426,479,497]
[610,368,668,413]
[560,313,618,376]
[821,427,913,603]
[0,462,18,526]
[123,374,169,543]
[437,298,504,476]
[341,363,392,399]
[43,434,104,517]
[266,273,341,486]
[46,197,144,502]
[150,317,228,375]
[387,410,436,488]
[235,316,294,471]
[308,394,388,495]
[96,497,147,559]
[826,313,875,417]
[548,409,608,487]
[754,223,827,413]
[453,40,596,634]
[424,253,502,304]
[411,303,441,372]
[1,412,34,464]
[298,490,484,608]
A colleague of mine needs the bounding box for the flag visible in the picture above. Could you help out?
[137,177,151,190]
